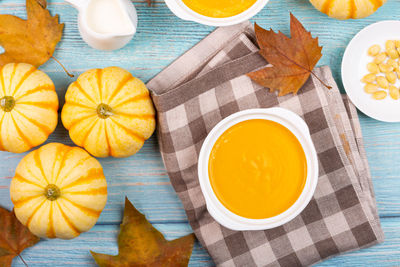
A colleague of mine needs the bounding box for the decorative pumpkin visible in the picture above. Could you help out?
[309,0,386,20]
[61,67,156,158]
[0,63,58,153]
[10,143,108,240]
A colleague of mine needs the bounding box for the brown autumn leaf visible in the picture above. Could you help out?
[147,0,152,6]
[0,207,40,267]
[0,0,63,67]
[247,13,330,96]
[91,197,195,267]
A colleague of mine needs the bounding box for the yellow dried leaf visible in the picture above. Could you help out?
[91,198,195,267]
[0,0,63,67]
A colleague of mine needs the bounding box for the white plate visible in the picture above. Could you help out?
[342,20,400,122]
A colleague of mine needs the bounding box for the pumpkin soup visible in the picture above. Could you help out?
[208,119,307,219]
[181,0,257,18]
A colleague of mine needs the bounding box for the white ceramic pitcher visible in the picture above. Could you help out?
[65,0,138,51]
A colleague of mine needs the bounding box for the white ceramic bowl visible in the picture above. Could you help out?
[164,0,269,26]
[198,108,319,230]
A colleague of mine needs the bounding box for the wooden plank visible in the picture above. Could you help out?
[359,114,400,217]
[13,223,214,266]
[9,217,400,267]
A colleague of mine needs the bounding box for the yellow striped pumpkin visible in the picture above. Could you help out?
[10,143,107,239]
[310,0,386,19]
[0,63,58,153]
[61,67,156,158]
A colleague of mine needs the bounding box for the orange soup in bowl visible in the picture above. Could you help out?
[181,0,257,18]
[208,119,307,219]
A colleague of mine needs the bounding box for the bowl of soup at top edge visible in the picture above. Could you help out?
[164,0,269,26]
[198,108,319,231]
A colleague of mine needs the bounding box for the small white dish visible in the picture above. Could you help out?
[164,0,269,26]
[198,108,319,231]
[65,0,137,51]
[342,20,400,122]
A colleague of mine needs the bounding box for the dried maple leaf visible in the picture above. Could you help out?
[0,207,40,267]
[0,0,63,67]
[91,197,195,267]
[248,13,331,96]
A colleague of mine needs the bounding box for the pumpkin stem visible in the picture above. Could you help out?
[0,96,15,112]
[97,103,114,119]
[44,184,61,201]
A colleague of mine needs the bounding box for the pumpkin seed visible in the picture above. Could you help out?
[368,44,381,56]
[361,73,376,83]
[367,62,379,74]
[386,40,396,50]
[374,52,387,64]
[386,72,397,84]
[372,91,387,100]
[364,83,379,94]
[377,76,389,89]
[387,49,399,59]
[379,63,394,73]
[389,85,400,100]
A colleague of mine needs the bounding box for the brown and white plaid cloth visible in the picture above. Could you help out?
[147,21,384,266]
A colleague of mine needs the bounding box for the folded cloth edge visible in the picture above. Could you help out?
[147,21,254,94]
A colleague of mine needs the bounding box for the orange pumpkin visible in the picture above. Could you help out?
[310,0,387,20]
[0,63,58,153]
[61,67,156,158]
[10,143,107,239]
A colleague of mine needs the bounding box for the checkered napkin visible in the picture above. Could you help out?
[147,21,384,266]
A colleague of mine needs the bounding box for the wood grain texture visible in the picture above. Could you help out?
[15,223,214,266]
[8,218,400,266]
[1,0,400,265]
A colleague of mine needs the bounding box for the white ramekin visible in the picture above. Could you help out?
[164,0,270,26]
[198,108,319,231]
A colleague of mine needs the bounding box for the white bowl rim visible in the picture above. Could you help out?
[164,0,270,26]
[198,108,319,231]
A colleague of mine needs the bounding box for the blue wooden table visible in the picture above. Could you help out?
[1,0,400,266]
